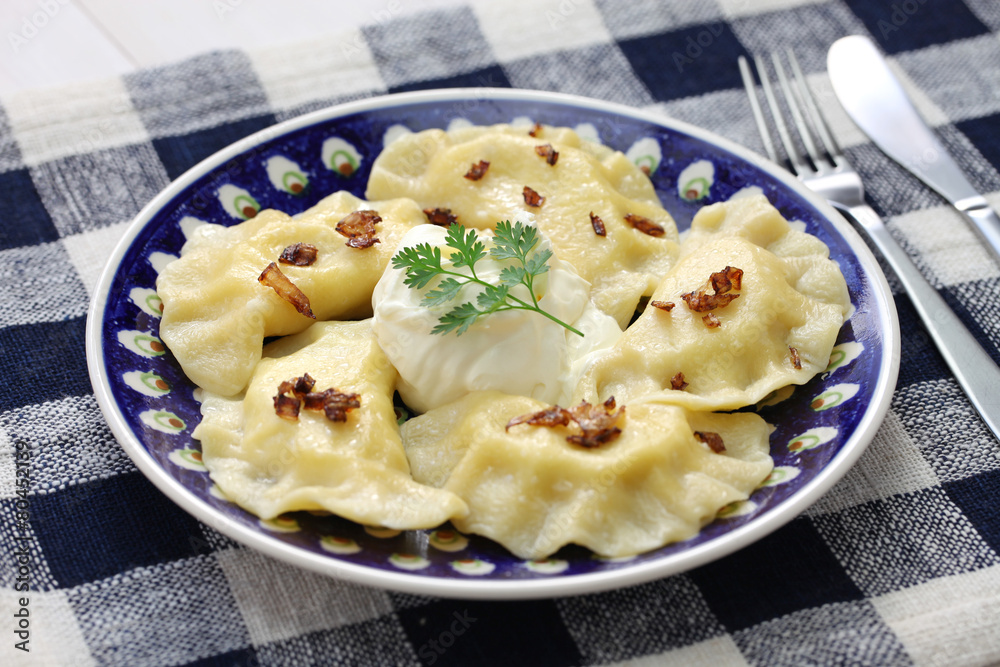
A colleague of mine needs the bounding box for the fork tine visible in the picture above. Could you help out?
[738,55,780,165]
[785,48,844,168]
[754,54,810,174]
[772,52,823,167]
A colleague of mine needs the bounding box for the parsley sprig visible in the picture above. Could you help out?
[391,221,585,337]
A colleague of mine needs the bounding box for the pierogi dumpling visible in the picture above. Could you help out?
[401,391,773,559]
[365,124,680,327]
[157,191,425,395]
[193,320,468,528]
[575,198,849,411]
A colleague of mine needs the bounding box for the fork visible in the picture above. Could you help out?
[739,50,1000,442]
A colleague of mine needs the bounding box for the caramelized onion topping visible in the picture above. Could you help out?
[464,160,490,181]
[694,431,726,453]
[273,374,360,423]
[528,122,542,137]
[335,210,381,249]
[702,313,721,328]
[670,372,688,390]
[535,144,559,166]
[624,213,665,237]
[423,207,458,227]
[523,185,545,207]
[278,242,318,266]
[650,300,675,312]
[789,346,802,370]
[506,397,625,449]
[273,393,301,420]
[259,262,315,319]
[589,211,607,237]
[681,266,744,322]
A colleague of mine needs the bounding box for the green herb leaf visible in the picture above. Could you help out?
[421,276,464,307]
[392,222,584,337]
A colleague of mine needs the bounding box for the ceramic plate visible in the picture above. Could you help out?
[86,89,899,599]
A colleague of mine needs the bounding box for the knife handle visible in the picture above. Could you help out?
[959,199,1000,265]
[844,203,1000,441]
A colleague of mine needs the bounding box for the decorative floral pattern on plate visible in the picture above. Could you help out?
[322,137,362,176]
[677,159,714,201]
[123,370,171,397]
[390,553,430,571]
[260,515,301,533]
[524,559,569,575]
[756,385,795,409]
[218,184,260,220]
[320,536,362,555]
[759,466,801,487]
[825,341,865,376]
[147,252,178,274]
[788,426,839,453]
[625,137,661,175]
[168,447,205,471]
[717,499,757,519]
[450,558,496,576]
[266,155,309,195]
[364,526,402,539]
[129,288,163,317]
[811,383,860,411]
[139,409,185,434]
[429,529,469,552]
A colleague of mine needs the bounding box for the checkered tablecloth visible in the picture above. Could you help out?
[3,0,1000,665]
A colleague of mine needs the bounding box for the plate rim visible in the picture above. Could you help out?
[85,87,900,599]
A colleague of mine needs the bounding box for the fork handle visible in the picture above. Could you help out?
[842,203,1000,441]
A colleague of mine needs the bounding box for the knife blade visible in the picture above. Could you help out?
[827,35,1000,263]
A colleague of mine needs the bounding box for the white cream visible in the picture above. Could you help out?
[372,224,621,413]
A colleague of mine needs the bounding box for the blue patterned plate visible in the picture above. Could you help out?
[86,89,899,599]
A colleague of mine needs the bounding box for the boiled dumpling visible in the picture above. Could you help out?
[574,228,849,411]
[194,320,468,528]
[157,191,425,395]
[401,391,773,559]
[365,124,680,327]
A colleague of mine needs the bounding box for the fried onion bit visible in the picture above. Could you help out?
[681,265,744,318]
[528,122,542,137]
[789,346,802,370]
[317,388,362,423]
[523,185,545,207]
[423,207,458,227]
[535,143,559,166]
[505,405,572,431]
[274,374,360,423]
[567,397,625,448]
[589,211,607,237]
[702,313,721,328]
[670,372,688,390]
[278,242,318,266]
[259,262,315,319]
[507,398,625,449]
[464,160,490,181]
[650,300,675,312]
[624,213,665,237]
[335,209,382,249]
[273,393,301,420]
[694,431,726,453]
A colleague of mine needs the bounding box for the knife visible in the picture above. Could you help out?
[827,35,1000,263]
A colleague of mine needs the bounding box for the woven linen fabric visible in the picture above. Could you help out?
[3,0,1000,665]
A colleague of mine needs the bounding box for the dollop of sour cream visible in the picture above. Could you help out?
[372,224,621,414]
